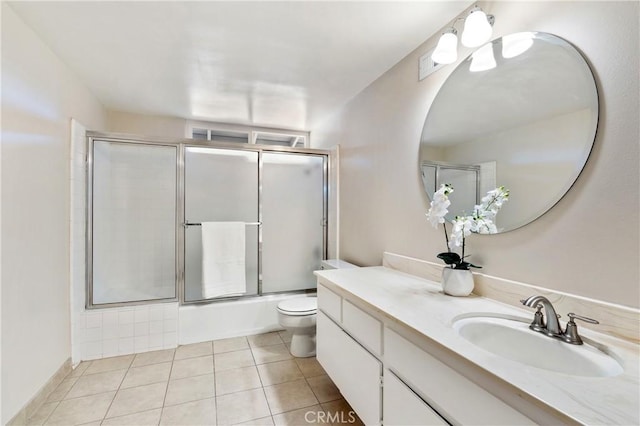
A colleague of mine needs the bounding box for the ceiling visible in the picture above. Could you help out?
[8,1,472,131]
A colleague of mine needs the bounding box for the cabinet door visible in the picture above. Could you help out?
[317,311,381,425]
[384,370,447,426]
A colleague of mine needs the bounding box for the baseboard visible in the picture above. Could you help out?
[383,251,639,343]
[7,358,72,425]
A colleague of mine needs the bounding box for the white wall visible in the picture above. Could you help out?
[107,110,188,139]
[1,4,107,423]
[311,1,639,308]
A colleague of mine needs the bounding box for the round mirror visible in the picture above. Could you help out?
[419,32,598,233]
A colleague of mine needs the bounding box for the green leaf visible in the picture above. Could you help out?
[437,252,461,265]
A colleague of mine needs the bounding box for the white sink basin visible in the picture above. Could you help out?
[452,314,623,377]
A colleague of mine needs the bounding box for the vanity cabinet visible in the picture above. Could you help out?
[317,310,382,425]
[317,283,534,426]
[383,370,447,426]
[385,328,534,425]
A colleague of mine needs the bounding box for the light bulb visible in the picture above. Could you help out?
[461,9,493,48]
[432,31,458,65]
[470,43,496,72]
[502,32,535,58]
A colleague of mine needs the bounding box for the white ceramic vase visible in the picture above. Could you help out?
[441,267,474,297]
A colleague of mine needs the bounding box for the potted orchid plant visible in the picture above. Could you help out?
[426,184,509,295]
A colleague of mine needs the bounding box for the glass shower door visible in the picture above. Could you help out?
[91,140,177,305]
[261,152,325,293]
[183,147,259,302]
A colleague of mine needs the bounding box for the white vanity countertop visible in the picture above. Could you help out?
[315,266,640,425]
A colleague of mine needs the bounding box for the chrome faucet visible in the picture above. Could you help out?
[520,295,599,345]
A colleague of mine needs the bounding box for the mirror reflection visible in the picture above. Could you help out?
[419,32,598,233]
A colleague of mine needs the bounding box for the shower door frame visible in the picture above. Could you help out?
[86,131,329,309]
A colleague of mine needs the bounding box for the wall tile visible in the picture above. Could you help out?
[103,311,119,327]
[84,327,102,343]
[103,326,119,340]
[149,306,164,322]
[119,310,134,325]
[86,312,102,329]
[119,338,134,354]
[135,306,149,323]
[163,332,177,349]
[103,339,119,358]
[150,321,163,335]
[135,335,149,352]
[135,322,149,337]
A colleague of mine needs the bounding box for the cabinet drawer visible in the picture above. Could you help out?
[317,311,382,426]
[385,328,534,425]
[343,300,382,356]
[383,370,447,426]
[317,284,341,322]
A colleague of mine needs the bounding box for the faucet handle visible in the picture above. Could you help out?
[562,313,599,345]
[568,313,599,325]
[529,304,546,332]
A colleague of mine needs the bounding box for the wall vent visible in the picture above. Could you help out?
[419,47,445,80]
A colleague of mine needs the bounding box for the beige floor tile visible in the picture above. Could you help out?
[264,379,318,415]
[160,397,216,425]
[306,375,341,403]
[175,341,213,360]
[251,344,293,365]
[247,332,284,348]
[257,360,303,386]
[215,366,262,395]
[101,408,162,426]
[320,399,362,426]
[235,416,275,425]
[272,405,328,425]
[121,361,171,389]
[106,382,167,419]
[214,349,255,372]
[214,336,249,354]
[46,377,78,402]
[164,373,215,406]
[294,358,326,378]
[65,369,126,399]
[216,388,271,425]
[45,391,115,425]
[277,331,292,344]
[132,349,176,367]
[171,355,214,380]
[27,401,59,425]
[84,355,134,375]
[67,362,90,378]
[76,421,102,426]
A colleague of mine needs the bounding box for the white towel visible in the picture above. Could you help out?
[201,222,246,298]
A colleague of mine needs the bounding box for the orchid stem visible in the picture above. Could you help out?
[443,222,450,252]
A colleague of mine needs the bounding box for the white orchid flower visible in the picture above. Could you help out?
[426,184,453,228]
[449,215,473,249]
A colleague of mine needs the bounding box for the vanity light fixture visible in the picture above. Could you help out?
[502,32,535,58]
[431,5,495,65]
[431,28,458,65]
[469,43,496,72]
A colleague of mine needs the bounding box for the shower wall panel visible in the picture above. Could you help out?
[91,141,177,305]
[261,153,325,293]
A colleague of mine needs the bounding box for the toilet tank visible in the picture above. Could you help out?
[320,259,359,270]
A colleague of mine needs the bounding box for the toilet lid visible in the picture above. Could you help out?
[277,297,317,315]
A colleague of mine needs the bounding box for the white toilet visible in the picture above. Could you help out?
[277,297,318,357]
[277,259,359,358]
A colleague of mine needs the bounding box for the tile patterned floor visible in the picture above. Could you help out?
[27,331,363,425]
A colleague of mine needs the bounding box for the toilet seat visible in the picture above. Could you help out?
[277,297,317,316]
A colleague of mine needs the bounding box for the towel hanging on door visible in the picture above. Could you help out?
[201,222,246,298]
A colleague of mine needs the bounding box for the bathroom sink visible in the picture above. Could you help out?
[452,314,623,377]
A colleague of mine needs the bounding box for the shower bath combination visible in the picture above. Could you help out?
[86,133,330,310]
